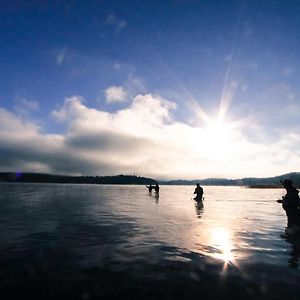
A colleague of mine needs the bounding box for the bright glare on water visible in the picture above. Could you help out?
[0,183,300,299]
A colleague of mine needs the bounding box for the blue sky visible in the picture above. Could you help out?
[0,0,300,179]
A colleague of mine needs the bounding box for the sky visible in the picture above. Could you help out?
[0,0,300,180]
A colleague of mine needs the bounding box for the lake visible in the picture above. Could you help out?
[0,183,299,299]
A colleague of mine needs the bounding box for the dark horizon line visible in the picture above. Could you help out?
[0,171,300,186]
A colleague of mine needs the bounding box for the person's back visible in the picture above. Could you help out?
[194,184,203,201]
[283,186,300,212]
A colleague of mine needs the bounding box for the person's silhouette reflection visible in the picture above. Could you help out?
[284,233,300,268]
[154,192,159,203]
[194,201,204,218]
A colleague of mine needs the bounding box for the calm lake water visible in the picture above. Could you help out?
[1,183,300,299]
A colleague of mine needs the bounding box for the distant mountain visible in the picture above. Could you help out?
[0,173,157,185]
[162,172,300,188]
[1,172,300,187]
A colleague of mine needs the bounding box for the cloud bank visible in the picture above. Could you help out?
[1,93,300,179]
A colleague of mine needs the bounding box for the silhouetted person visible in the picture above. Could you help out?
[146,184,153,193]
[154,183,159,195]
[277,179,300,230]
[194,183,203,202]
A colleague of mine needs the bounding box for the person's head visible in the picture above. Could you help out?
[196,183,200,187]
[281,179,293,188]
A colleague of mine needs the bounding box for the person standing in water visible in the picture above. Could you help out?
[146,184,153,193]
[277,179,300,230]
[154,183,159,195]
[194,183,203,201]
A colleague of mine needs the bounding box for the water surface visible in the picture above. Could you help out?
[0,183,299,299]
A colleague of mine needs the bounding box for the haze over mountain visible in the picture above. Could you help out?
[163,172,300,187]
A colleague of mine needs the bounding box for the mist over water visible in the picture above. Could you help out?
[0,183,299,299]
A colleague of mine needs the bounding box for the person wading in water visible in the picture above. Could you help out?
[146,184,153,193]
[194,183,204,202]
[277,179,300,231]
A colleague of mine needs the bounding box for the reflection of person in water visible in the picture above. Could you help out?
[195,201,204,217]
[146,184,153,193]
[194,183,203,201]
[277,179,300,230]
[285,233,300,268]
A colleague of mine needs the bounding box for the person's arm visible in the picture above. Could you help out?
[277,195,285,203]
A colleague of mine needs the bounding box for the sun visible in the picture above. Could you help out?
[200,118,237,159]
[205,119,233,141]
[186,81,246,161]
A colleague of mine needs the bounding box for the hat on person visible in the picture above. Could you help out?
[280,179,293,186]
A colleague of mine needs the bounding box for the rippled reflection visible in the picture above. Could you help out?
[194,202,204,218]
[1,183,300,300]
[209,227,234,269]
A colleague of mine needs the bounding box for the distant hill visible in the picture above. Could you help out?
[162,172,300,188]
[1,172,300,187]
[0,173,157,185]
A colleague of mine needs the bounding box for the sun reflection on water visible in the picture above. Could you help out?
[209,228,234,265]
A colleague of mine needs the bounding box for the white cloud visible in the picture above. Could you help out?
[0,107,66,174]
[1,94,300,179]
[0,107,39,133]
[105,86,127,103]
[52,96,86,121]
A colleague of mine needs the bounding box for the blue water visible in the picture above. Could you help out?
[0,183,299,299]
